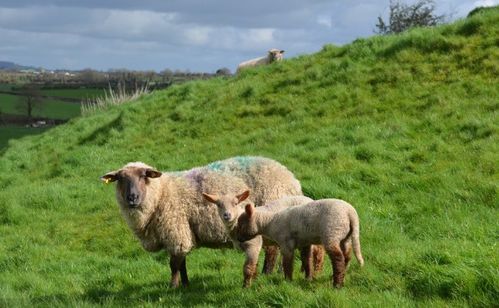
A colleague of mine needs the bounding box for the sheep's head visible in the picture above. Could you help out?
[101,162,162,208]
[202,190,250,226]
[236,203,259,242]
[268,49,285,62]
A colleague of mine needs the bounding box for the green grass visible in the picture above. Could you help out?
[0,126,49,149]
[0,8,498,306]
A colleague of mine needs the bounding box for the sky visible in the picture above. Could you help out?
[0,0,497,73]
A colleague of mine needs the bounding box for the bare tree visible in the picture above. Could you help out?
[216,67,232,76]
[376,0,446,34]
[17,84,43,122]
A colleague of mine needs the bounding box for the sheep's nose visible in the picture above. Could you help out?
[223,213,231,221]
[127,193,139,203]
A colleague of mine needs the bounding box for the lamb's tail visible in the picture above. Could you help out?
[350,208,364,267]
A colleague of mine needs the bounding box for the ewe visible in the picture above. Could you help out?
[101,156,301,288]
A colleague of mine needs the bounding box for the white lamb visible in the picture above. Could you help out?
[236,194,364,288]
[203,192,324,286]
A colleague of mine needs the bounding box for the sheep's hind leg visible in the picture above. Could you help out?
[341,238,352,269]
[262,245,279,274]
[326,244,346,288]
[312,245,325,276]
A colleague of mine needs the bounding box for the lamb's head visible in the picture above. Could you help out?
[202,190,250,227]
[236,203,259,242]
[101,162,162,208]
[268,49,285,62]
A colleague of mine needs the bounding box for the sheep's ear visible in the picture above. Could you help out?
[236,190,250,203]
[280,50,285,54]
[245,203,254,217]
[145,169,162,178]
[101,171,119,183]
[202,193,219,204]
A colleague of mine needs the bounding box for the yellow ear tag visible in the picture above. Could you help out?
[104,178,110,184]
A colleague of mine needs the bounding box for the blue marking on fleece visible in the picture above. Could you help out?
[207,156,256,172]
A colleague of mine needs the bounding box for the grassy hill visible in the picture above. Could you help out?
[0,8,497,307]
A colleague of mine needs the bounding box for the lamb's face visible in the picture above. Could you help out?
[101,163,162,208]
[268,49,285,62]
[236,204,259,242]
[202,190,250,226]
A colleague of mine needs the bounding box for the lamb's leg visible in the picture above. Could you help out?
[262,245,279,274]
[169,255,188,288]
[326,244,346,288]
[341,238,353,269]
[281,249,295,281]
[242,240,261,288]
[300,246,313,280]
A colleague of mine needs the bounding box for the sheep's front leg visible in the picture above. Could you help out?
[241,238,262,288]
[169,255,189,288]
[243,244,261,288]
[281,248,295,281]
[300,246,313,280]
[180,257,189,286]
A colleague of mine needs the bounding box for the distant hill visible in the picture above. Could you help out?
[0,61,40,71]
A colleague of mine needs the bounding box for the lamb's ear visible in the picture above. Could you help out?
[202,193,219,204]
[245,203,254,217]
[145,168,162,178]
[280,50,285,54]
[236,190,250,203]
[101,171,119,183]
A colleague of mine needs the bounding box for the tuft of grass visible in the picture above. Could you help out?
[81,83,149,116]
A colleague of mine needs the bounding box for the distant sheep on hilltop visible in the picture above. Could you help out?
[236,49,285,73]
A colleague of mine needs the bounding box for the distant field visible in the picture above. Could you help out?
[0,93,80,119]
[0,84,101,149]
[0,84,12,91]
[40,88,106,99]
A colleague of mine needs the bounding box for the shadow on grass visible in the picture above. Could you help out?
[0,125,49,152]
[78,112,124,146]
[31,275,234,306]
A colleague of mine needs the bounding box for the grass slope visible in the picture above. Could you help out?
[0,9,498,307]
